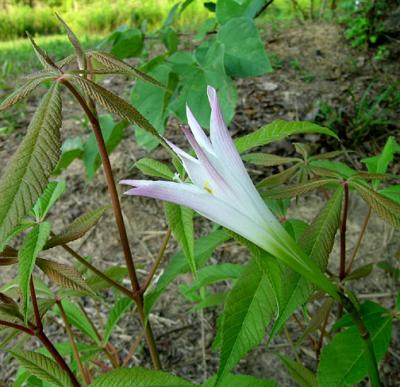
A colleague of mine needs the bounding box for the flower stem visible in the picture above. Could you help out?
[62,79,161,369]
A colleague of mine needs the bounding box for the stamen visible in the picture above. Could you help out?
[203,181,213,195]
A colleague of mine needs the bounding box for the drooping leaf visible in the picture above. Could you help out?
[242,153,298,166]
[103,297,133,345]
[18,222,51,321]
[26,34,60,71]
[32,180,66,220]
[164,203,195,273]
[91,367,193,386]
[204,373,277,387]
[262,179,338,199]
[0,83,61,248]
[350,181,400,228]
[10,351,72,387]
[217,17,271,77]
[257,164,299,189]
[144,229,230,316]
[345,263,374,281]
[217,256,278,382]
[279,355,317,387]
[45,206,108,249]
[235,121,338,154]
[135,158,174,180]
[67,75,160,140]
[36,258,95,296]
[0,75,56,112]
[269,187,343,339]
[0,292,22,321]
[317,302,392,387]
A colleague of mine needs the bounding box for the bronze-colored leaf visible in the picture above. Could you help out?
[0,292,23,321]
[256,164,299,189]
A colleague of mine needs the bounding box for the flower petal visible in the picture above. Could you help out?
[186,104,213,155]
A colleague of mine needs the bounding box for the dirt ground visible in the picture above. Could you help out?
[0,22,399,386]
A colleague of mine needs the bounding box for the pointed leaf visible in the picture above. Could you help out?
[257,164,299,189]
[91,367,193,386]
[45,206,108,248]
[32,180,66,220]
[19,222,51,321]
[279,355,317,387]
[67,75,160,140]
[217,256,278,382]
[350,181,400,228]
[0,83,61,248]
[242,153,298,166]
[103,297,133,344]
[135,158,174,180]
[26,34,60,71]
[345,263,374,281]
[204,373,277,387]
[0,292,23,321]
[164,203,195,273]
[10,351,72,387]
[86,266,128,291]
[235,121,338,154]
[36,258,95,295]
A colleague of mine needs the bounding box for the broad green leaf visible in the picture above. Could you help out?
[91,367,193,386]
[350,181,400,228]
[242,153,298,166]
[67,75,160,140]
[0,75,56,112]
[168,41,237,129]
[86,266,128,291]
[262,179,338,199]
[217,256,278,382]
[217,17,271,77]
[317,302,392,386]
[45,206,108,248]
[194,17,217,41]
[10,351,72,387]
[0,83,61,248]
[283,219,309,242]
[144,229,230,316]
[36,258,95,296]
[269,187,343,339]
[83,114,127,180]
[164,203,195,273]
[257,164,299,189]
[103,297,133,344]
[235,121,338,154]
[194,291,227,311]
[204,373,276,387]
[379,185,400,204]
[135,158,174,180]
[57,300,100,344]
[53,137,84,175]
[109,27,144,59]
[131,61,176,150]
[19,222,51,321]
[279,355,317,387]
[216,0,266,23]
[32,180,66,220]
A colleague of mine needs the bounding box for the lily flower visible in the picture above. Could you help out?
[120,86,338,298]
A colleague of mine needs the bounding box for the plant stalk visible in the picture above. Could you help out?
[0,320,34,335]
[339,182,349,281]
[62,79,161,369]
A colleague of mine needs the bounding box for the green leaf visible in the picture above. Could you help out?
[0,83,61,249]
[10,351,72,387]
[257,164,299,189]
[144,229,230,316]
[86,266,128,291]
[235,120,338,154]
[36,258,95,296]
[262,179,338,199]
[195,18,217,41]
[217,17,271,77]
[279,355,317,387]
[83,114,126,180]
[309,160,357,179]
[379,185,400,204]
[242,153,298,166]
[216,0,266,23]
[56,300,100,344]
[45,206,108,249]
[131,61,176,150]
[283,219,309,242]
[68,75,160,140]
[350,181,400,228]
[32,180,66,220]
[103,297,133,345]
[135,158,174,180]
[345,263,374,281]
[317,302,392,386]
[204,373,276,387]
[91,367,193,386]
[269,187,343,339]
[109,27,144,59]
[164,203,195,273]
[0,74,56,112]
[53,137,84,175]
[217,256,278,382]
[18,222,51,321]
[168,41,237,129]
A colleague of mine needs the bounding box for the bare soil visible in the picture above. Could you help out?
[0,22,399,386]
